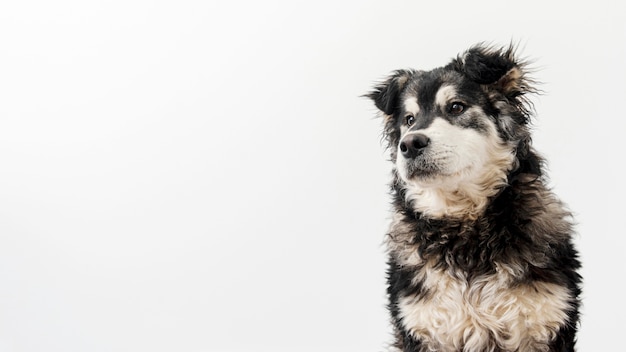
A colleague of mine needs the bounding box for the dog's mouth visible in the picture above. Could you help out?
[397,155,444,181]
[405,160,435,177]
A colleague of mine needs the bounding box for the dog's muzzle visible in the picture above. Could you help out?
[399,133,430,159]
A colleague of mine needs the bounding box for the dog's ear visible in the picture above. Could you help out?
[450,44,532,98]
[366,70,413,116]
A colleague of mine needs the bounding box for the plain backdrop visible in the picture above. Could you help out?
[0,1,624,351]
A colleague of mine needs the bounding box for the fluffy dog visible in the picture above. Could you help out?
[366,44,582,352]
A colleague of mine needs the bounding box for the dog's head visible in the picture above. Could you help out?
[367,44,537,218]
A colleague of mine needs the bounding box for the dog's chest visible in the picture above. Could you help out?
[397,267,572,351]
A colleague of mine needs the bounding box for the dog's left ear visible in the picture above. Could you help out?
[450,45,531,97]
[365,69,414,116]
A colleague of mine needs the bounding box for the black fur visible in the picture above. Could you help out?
[368,44,582,352]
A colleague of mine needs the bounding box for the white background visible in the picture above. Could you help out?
[0,1,624,351]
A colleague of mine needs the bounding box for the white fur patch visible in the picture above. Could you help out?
[435,85,457,108]
[398,266,572,351]
[403,97,420,116]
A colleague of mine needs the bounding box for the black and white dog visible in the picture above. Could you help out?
[366,44,582,352]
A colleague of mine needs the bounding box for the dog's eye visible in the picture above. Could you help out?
[405,115,415,126]
[448,102,466,115]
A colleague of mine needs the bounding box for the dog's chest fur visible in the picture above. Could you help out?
[386,183,577,352]
[394,260,571,352]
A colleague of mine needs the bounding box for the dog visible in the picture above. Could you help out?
[366,44,582,352]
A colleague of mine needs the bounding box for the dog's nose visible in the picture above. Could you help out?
[399,134,430,159]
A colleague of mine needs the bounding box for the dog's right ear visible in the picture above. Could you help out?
[365,70,413,116]
[449,44,536,100]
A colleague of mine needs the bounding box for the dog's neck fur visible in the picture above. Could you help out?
[396,148,516,221]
